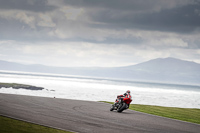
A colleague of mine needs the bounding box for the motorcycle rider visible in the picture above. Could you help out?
[124,90,131,98]
[115,90,131,106]
[123,90,132,107]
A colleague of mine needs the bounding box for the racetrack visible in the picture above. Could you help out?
[0,93,200,133]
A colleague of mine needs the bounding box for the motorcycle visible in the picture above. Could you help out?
[110,95,132,113]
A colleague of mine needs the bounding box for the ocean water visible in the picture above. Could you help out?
[0,70,200,109]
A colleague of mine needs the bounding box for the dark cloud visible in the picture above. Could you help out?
[63,0,157,11]
[132,4,200,33]
[81,1,200,34]
[0,0,200,43]
[0,0,57,12]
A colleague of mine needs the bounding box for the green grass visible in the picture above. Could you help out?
[102,101,200,124]
[0,82,27,87]
[0,115,73,133]
[0,82,43,90]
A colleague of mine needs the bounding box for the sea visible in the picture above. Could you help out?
[0,70,200,109]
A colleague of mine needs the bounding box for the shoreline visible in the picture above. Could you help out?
[0,82,44,90]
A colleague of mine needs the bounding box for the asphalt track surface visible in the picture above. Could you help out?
[0,94,200,133]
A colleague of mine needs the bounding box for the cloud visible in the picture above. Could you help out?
[1,39,199,67]
[37,13,56,27]
[148,37,188,48]
[0,10,35,28]
[62,0,195,12]
[79,0,200,34]
[0,0,57,12]
[0,0,200,41]
[0,0,200,67]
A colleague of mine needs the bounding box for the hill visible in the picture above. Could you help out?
[120,57,200,84]
[0,58,200,85]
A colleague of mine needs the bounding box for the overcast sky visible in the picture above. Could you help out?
[0,0,200,67]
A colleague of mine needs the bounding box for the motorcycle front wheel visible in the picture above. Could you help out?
[110,105,114,111]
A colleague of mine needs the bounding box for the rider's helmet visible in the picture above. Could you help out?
[126,90,130,94]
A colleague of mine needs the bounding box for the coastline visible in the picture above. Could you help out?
[0,83,44,90]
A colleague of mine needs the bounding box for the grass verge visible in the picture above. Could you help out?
[102,101,200,124]
[0,82,44,90]
[0,115,73,133]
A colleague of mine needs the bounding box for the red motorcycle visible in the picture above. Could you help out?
[110,94,132,113]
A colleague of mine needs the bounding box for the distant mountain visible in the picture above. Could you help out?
[120,57,200,84]
[0,58,200,85]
